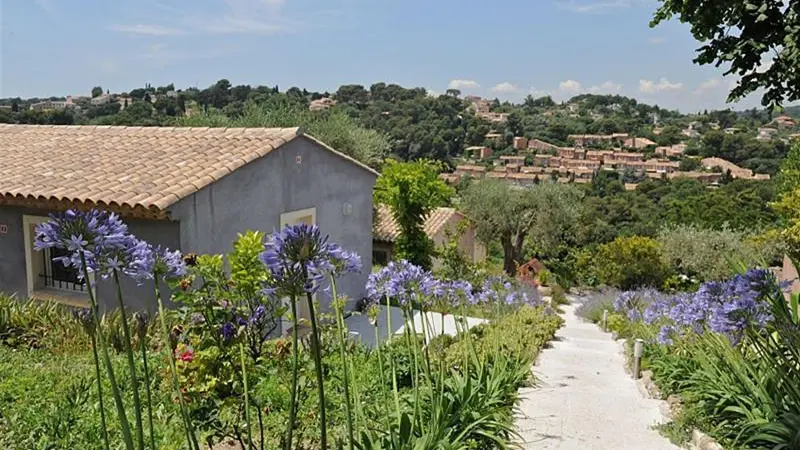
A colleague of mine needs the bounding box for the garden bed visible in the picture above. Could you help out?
[576,273,800,449]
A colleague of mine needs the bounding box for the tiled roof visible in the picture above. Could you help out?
[373,204,464,243]
[0,124,376,218]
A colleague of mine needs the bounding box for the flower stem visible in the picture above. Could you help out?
[90,333,111,450]
[79,254,135,450]
[304,290,328,449]
[112,270,145,450]
[330,276,355,450]
[373,323,394,440]
[154,284,199,450]
[140,335,156,450]
[240,341,254,450]
[284,296,299,450]
[385,296,402,423]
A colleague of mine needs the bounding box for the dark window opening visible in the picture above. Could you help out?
[40,247,86,293]
[372,250,389,266]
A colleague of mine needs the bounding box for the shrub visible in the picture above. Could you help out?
[438,305,563,369]
[657,225,777,282]
[574,289,619,323]
[536,269,552,287]
[594,236,669,290]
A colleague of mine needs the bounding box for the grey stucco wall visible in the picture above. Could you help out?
[0,204,180,311]
[168,136,377,310]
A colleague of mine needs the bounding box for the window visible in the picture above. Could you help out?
[23,215,93,305]
[372,249,389,266]
[40,246,86,293]
[278,207,317,334]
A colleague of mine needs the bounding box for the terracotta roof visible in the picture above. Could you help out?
[0,125,377,218]
[373,204,465,243]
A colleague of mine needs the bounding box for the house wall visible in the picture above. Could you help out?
[168,136,377,311]
[0,204,179,311]
[430,215,486,270]
[780,255,800,298]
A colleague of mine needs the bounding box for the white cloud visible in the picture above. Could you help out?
[693,78,721,95]
[589,81,623,94]
[491,82,520,94]
[639,77,683,93]
[109,24,185,36]
[448,79,481,90]
[201,18,286,35]
[427,89,440,97]
[559,80,583,93]
[112,0,299,37]
[648,37,666,45]
[554,0,647,14]
[529,87,550,98]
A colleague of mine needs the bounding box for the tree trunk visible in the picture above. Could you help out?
[513,230,527,270]
[501,233,516,276]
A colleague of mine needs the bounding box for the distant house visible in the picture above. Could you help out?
[309,97,336,111]
[485,132,503,142]
[29,100,69,111]
[773,115,797,128]
[91,94,112,105]
[644,159,680,174]
[623,137,656,150]
[655,144,686,158]
[513,137,528,150]
[568,133,628,148]
[372,204,486,269]
[757,127,779,142]
[454,165,488,179]
[498,155,526,166]
[466,146,493,160]
[527,138,561,153]
[701,157,770,180]
[0,125,378,318]
[480,112,509,123]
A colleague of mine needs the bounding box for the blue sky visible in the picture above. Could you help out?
[0,0,776,112]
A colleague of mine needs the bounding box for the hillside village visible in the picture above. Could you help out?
[439,95,798,190]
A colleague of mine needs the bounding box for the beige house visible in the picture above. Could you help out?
[372,204,486,269]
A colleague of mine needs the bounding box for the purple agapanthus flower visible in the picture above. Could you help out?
[365,260,439,307]
[260,223,357,298]
[127,240,187,282]
[34,209,137,278]
[221,322,237,342]
[637,269,778,346]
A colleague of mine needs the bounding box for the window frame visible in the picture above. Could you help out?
[23,215,95,305]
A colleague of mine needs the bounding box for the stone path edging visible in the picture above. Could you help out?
[636,370,725,450]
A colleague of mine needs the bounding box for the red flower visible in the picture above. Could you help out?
[177,349,194,362]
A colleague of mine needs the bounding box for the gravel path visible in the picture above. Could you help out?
[515,299,680,450]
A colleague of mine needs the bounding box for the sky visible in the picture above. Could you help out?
[0,0,781,112]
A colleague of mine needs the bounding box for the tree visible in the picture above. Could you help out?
[679,158,701,171]
[777,142,800,195]
[335,85,369,104]
[129,88,147,100]
[91,86,103,98]
[177,102,390,169]
[373,160,453,269]
[651,0,800,106]
[461,180,533,275]
[773,142,800,258]
[445,89,460,98]
[595,236,668,289]
[461,181,582,276]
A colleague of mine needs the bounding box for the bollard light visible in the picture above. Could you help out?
[633,338,644,379]
[602,309,609,332]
